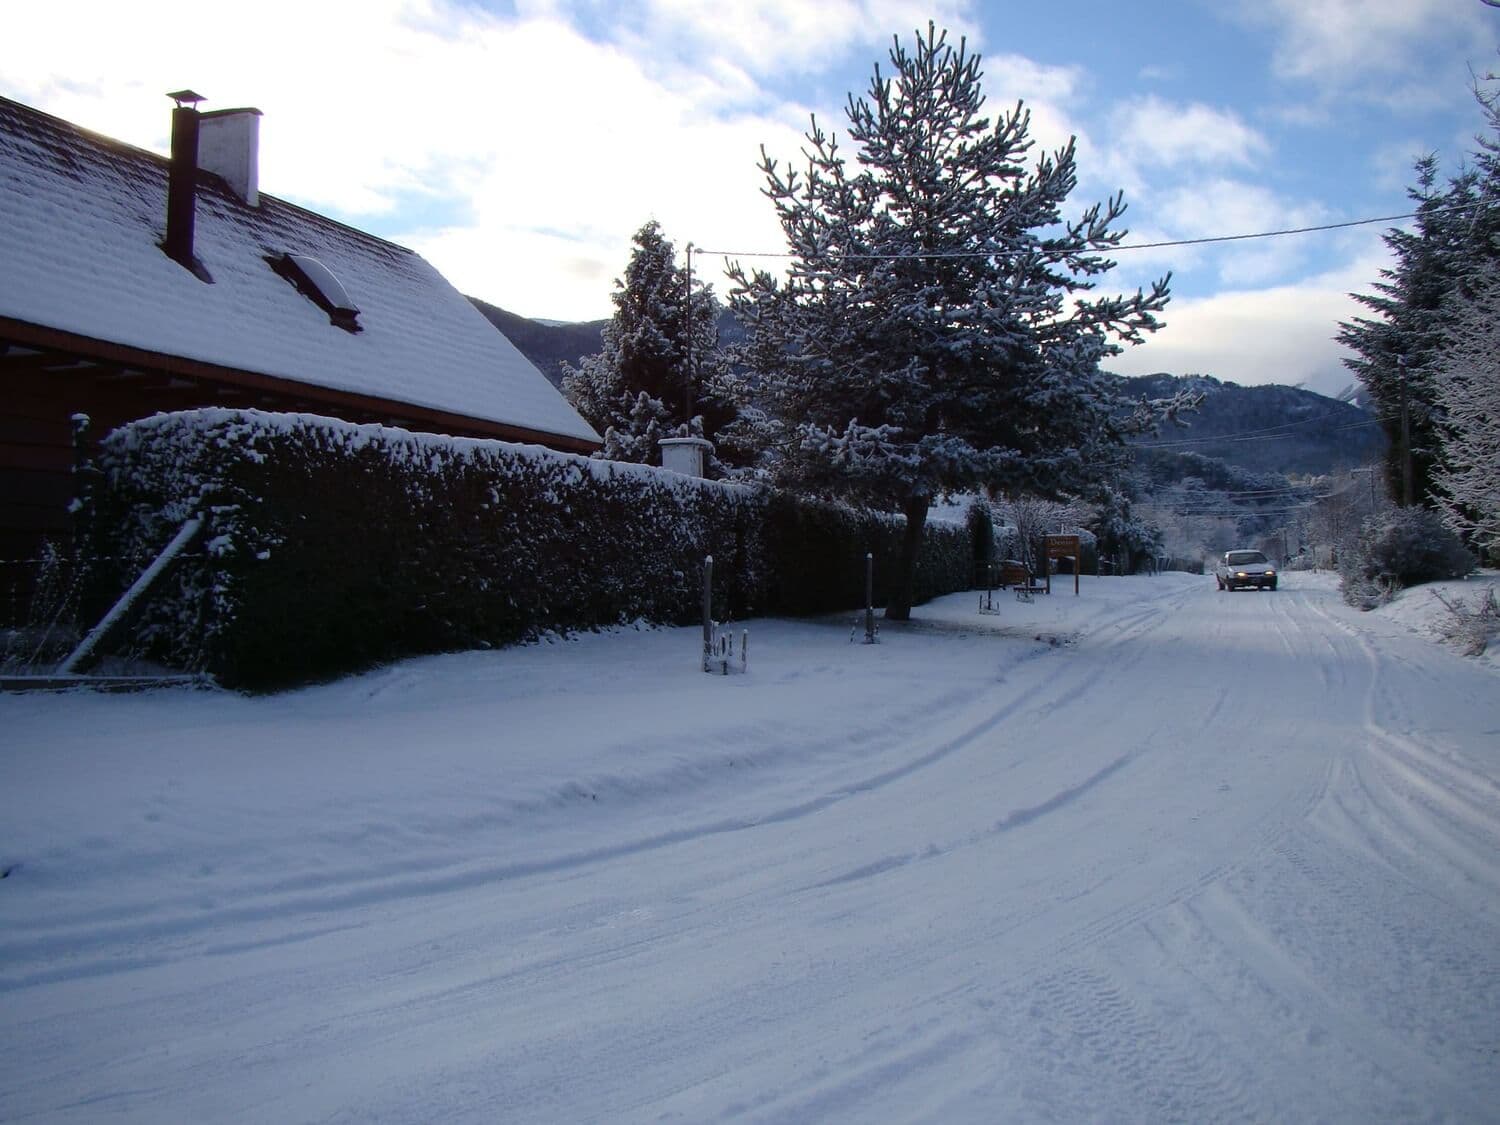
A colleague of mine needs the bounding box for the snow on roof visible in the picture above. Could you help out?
[0,96,600,447]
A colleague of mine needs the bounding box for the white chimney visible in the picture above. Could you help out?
[198,107,262,206]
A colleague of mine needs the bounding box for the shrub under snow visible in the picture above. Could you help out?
[1340,508,1474,609]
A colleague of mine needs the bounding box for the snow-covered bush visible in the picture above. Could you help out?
[1431,586,1499,657]
[86,410,976,689]
[1339,508,1474,609]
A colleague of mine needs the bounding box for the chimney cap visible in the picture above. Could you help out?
[167,89,205,108]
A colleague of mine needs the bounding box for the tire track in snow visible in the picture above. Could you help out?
[0,585,1198,988]
[1033,747,1336,974]
[0,686,1050,983]
[993,959,1257,1122]
[904,577,1351,1076]
[1106,579,1500,1119]
[1296,585,1500,908]
[796,576,1347,1071]
[1175,874,1496,1121]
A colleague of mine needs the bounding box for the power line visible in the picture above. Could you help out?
[1133,407,1352,447]
[694,203,1481,262]
[1202,486,1316,497]
[1135,417,1381,448]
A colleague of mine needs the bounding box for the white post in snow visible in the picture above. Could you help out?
[701,555,714,673]
[863,552,878,644]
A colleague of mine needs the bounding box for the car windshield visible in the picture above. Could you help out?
[1227,551,1269,566]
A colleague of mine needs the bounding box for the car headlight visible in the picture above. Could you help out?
[1266,569,1275,576]
[1236,571,1248,577]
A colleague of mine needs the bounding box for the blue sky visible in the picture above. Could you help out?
[4,0,1496,396]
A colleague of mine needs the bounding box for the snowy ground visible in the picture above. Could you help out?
[3,570,1498,1123]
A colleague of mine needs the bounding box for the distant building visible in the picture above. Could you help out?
[0,92,601,564]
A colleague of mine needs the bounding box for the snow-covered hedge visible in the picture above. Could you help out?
[86,410,974,690]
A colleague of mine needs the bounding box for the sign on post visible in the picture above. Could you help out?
[1045,534,1082,595]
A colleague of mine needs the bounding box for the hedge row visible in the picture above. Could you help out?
[87,410,977,690]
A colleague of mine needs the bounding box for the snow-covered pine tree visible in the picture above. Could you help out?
[1340,71,1500,510]
[1337,162,1479,508]
[1089,487,1163,574]
[1430,257,1500,562]
[562,220,728,465]
[724,24,1170,619]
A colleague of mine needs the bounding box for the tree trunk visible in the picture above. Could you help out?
[886,494,929,622]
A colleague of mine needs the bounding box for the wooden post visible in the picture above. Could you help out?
[1397,355,1413,507]
[701,554,713,673]
[864,552,876,644]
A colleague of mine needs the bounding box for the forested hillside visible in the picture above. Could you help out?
[468,297,607,388]
[1116,373,1383,478]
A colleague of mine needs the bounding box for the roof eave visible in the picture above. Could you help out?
[0,314,602,454]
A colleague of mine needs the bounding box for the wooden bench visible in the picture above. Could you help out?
[991,560,1048,598]
[996,562,1026,587]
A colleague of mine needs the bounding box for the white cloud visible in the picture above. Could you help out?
[1369,138,1436,192]
[1076,96,1270,230]
[979,52,1083,110]
[1244,0,1492,110]
[1108,248,1394,397]
[1109,96,1269,171]
[632,0,981,79]
[1149,178,1331,287]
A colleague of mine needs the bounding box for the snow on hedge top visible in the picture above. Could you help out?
[0,96,600,447]
[115,406,753,499]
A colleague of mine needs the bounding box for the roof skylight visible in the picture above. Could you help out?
[269,253,362,333]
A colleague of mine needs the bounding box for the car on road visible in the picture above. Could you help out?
[1216,549,1277,591]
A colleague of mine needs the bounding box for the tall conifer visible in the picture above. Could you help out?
[725,25,1170,617]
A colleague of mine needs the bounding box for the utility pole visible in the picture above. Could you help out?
[1397,354,1413,507]
[683,242,696,429]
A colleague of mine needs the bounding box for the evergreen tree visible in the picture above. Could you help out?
[724,25,1170,619]
[563,220,727,465]
[1089,487,1163,574]
[1430,257,1500,562]
[1339,73,1500,509]
[1337,163,1477,507]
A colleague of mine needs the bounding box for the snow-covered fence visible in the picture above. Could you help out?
[58,514,202,674]
[705,620,747,674]
[700,555,748,674]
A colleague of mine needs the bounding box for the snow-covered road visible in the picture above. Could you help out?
[3,572,1498,1122]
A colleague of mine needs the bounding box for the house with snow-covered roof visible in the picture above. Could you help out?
[0,91,601,566]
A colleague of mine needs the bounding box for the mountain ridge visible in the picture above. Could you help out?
[471,299,1385,484]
